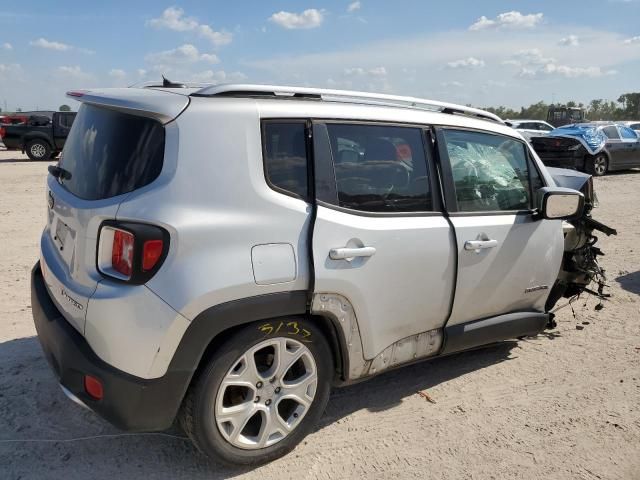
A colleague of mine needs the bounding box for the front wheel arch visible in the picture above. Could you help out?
[586,152,609,176]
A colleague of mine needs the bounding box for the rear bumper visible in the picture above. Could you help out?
[31,262,189,432]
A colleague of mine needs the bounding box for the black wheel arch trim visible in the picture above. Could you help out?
[23,133,54,149]
[169,290,309,373]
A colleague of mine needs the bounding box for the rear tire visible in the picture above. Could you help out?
[586,153,608,176]
[179,318,332,466]
[25,139,52,161]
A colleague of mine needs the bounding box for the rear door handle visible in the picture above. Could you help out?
[464,239,498,251]
[329,246,376,261]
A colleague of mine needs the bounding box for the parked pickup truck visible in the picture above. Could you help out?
[0,111,76,160]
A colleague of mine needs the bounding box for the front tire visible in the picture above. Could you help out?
[587,153,608,176]
[25,139,52,161]
[180,318,333,466]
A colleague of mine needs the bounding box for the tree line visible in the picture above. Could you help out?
[480,92,640,121]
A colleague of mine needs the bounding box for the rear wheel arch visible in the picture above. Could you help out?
[168,292,346,415]
[25,137,53,161]
[184,313,346,398]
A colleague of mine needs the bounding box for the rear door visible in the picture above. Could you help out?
[602,125,625,169]
[618,125,640,168]
[42,104,166,333]
[311,122,456,359]
[436,128,564,326]
[53,112,75,148]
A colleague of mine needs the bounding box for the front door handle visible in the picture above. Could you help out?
[464,239,498,251]
[329,246,376,261]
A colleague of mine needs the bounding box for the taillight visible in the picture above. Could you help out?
[112,229,135,277]
[0,126,5,138]
[142,239,164,271]
[97,222,169,284]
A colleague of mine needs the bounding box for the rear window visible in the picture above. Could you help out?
[59,104,165,200]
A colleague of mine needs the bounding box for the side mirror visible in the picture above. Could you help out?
[537,187,584,220]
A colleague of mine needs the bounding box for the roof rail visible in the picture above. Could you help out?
[129,80,211,89]
[192,84,503,123]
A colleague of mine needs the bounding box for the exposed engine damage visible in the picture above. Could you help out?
[545,168,617,312]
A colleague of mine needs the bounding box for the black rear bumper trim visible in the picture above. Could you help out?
[31,262,189,432]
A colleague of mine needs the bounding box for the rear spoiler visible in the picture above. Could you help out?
[66,88,190,124]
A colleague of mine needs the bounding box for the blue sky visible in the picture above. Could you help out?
[1,1,640,111]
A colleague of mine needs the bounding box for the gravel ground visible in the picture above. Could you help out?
[0,149,638,480]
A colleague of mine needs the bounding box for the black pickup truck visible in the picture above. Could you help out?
[0,111,76,160]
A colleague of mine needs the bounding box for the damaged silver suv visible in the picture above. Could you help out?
[31,83,615,465]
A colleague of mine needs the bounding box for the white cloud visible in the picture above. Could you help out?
[145,44,220,66]
[137,68,147,77]
[503,49,554,67]
[516,63,616,78]
[347,1,361,12]
[0,63,21,74]
[148,6,198,31]
[623,36,640,44]
[55,65,94,82]
[502,48,616,79]
[541,64,617,78]
[109,69,126,79]
[191,69,248,84]
[344,66,387,77]
[441,81,464,88]
[446,57,485,68]
[30,38,71,51]
[29,37,93,54]
[559,35,579,46]
[469,11,543,31]
[147,7,232,46]
[269,9,324,29]
[1,42,12,50]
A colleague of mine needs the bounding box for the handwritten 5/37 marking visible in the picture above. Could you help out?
[259,321,312,341]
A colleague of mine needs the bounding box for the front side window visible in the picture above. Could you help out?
[443,129,541,212]
[326,123,432,213]
[602,126,620,140]
[262,122,309,199]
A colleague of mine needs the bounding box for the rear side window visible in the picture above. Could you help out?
[262,122,309,199]
[326,123,432,212]
[59,104,164,200]
[443,129,541,212]
[620,126,638,140]
[58,113,75,128]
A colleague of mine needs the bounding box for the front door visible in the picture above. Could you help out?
[618,125,640,168]
[436,128,564,326]
[311,122,456,359]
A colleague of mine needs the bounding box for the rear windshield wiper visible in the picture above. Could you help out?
[47,165,72,181]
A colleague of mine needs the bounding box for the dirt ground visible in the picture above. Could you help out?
[0,148,638,480]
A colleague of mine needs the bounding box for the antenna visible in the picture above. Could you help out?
[161,75,187,88]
